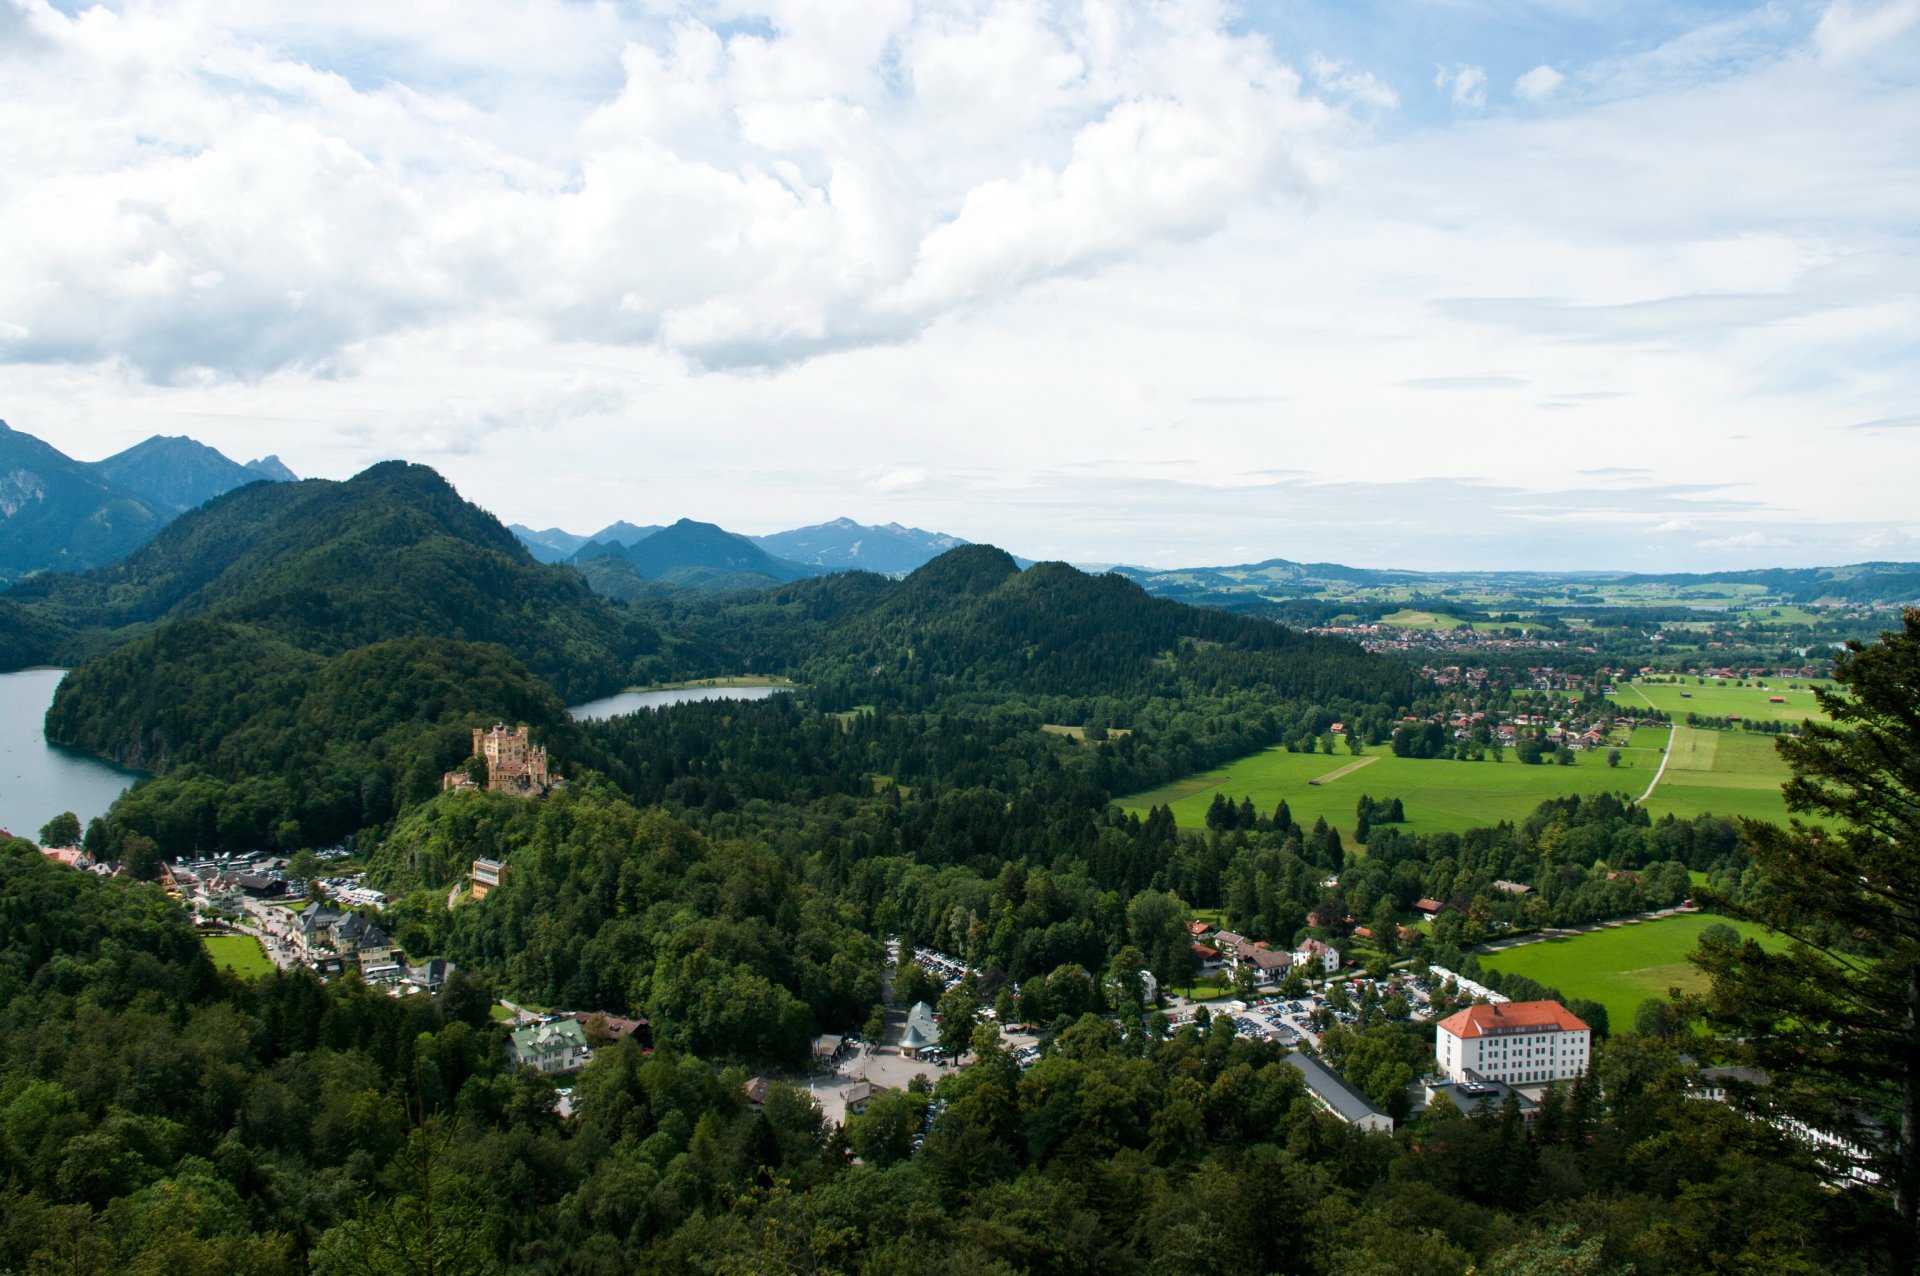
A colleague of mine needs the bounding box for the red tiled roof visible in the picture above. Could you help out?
[1436,1000,1589,1039]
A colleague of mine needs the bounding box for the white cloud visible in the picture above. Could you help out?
[1694,531,1794,550]
[1860,525,1920,549]
[0,0,1345,380]
[1513,65,1565,101]
[1435,62,1488,109]
[863,466,930,493]
[0,1,1915,571]
[1815,0,1920,59]
[1309,53,1399,110]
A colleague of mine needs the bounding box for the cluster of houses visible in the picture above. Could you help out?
[1310,624,1572,658]
[291,900,397,977]
[1187,920,1344,986]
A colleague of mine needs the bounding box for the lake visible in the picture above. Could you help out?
[569,685,788,722]
[0,668,141,843]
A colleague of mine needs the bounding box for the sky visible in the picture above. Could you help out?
[0,0,1916,572]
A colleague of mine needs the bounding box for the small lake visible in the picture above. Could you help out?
[0,669,142,842]
[569,685,790,722]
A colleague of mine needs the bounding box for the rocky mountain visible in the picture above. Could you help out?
[0,422,298,580]
[93,434,290,515]
[750,517,973,575]
[245,455,299,482]
[0,420,169,581]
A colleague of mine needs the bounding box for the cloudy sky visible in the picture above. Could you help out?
[1,0,1916,570]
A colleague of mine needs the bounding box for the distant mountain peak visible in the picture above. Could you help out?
[591,519,664,546]
[751,517,980,576]
[92,432,288,517]
[245,455,298,482]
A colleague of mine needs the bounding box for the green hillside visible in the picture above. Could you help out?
[5,461,660,700]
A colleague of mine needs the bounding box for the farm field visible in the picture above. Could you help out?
[1377,609,1532,633]
[1609,678,1830,725]
[1477,912,1782,1028]
[202,932,274,978]
[1120,743,1663,841]
[1640,726,1797,826]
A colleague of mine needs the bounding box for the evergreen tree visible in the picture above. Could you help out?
[1691,608,1920,1270]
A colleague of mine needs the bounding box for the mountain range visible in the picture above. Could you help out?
[0,421,295,580]
[5,421,1919,608]
[509,514,979,582]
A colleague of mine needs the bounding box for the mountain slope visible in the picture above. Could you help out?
[572,517,821,588]
[751,517,970,575]
[8,461,661,699]
[624,543,1422,711]
[92,434,286,515]
[0,420,169,580]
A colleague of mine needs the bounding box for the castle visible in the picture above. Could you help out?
[443,723,561,796]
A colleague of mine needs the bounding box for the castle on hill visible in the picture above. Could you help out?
[443,723,561,796]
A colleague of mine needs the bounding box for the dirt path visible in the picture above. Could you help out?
[1637,727,1677,803]
[1307,754,1380,786]
[1624,683,1677,803]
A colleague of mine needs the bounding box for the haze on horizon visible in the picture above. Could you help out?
[1,0,1915,574]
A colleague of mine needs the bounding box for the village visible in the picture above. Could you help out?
[6,717,1740,1151]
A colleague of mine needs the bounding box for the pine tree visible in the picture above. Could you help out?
[1690,608,1920,1271]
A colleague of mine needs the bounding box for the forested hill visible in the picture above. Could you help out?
[632,543,1423,710]
[4,461,661,698]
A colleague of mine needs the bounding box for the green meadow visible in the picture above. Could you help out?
[1120,742,1663,841]
[202,932,274,978]
[1610,678,1830,725]
[1477,912,1782,1028]
[1639,726,1798,826]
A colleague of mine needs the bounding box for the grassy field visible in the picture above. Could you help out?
[1120,743,1662,840]
[1610,678,1830,725]
[1640,726,1797,825]
[202,933,274,978]
[1477,912,1782,1028]
[632,675,796,690]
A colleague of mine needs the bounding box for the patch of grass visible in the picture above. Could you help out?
[1641,726,1798,826]
[1120,744,1660,841]
[1041,723,1133,741]
[1477,912,1782,1028]
[202,933,274,978]
[489,1003,516,1023]
[1609,678,1831,725]
[630,675,796,690]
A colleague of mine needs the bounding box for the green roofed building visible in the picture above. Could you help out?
[901,1001,940,1055]
[508,1018,592,1075]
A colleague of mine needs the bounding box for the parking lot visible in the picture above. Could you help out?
[1163,971,1437,1048]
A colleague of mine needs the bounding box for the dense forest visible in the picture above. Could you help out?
[4,463,1912,1271]
[0,830,1882,1274]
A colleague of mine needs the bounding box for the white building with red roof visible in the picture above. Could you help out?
[1435,1000,1591,1086]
